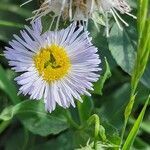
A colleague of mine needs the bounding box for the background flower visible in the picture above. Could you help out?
[27,0,136,35]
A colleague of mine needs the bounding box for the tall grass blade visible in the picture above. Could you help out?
[122,95,150,150]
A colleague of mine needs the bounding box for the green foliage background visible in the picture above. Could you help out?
[0,0,149,150]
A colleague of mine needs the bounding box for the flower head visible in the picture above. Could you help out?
[98,0,137,36]
[4,19,101,112]
[28,0,70,29]
[26,0,136,36]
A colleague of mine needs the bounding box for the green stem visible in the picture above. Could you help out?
[120,94,136,147]
[77,101,83,125]
[120,120,127,147]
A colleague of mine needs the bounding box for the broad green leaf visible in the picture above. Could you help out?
[0,100,69,136]
[93,58,111,95]
[0,65,20,104]
[96,83,130,128]
[30,131,74,150]
[109,22,137,74]
[122,95,150,150]
[109,22,150,89]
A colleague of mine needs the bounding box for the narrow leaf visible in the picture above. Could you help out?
[0,2,31,18]
[93,58,111,95]
[122,95,150,150]
[124,94,136,121]
[0,20,23,28]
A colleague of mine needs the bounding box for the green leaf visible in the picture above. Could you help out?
[131,0,150,93]
[0,106,14,121]
[31,131,74,150]
[93,58,111,95]
[0,65,20,104]
[124,94,136,122]
[141,62,150,89]
[99,125,106,142]
[0,20,23,28]
[129,118,150,134]
[109,22,137,74]
[122,95,150,150]
[138,0,149,34]
[0,2,31,18]
[0,100,69,136]
[96,83,130,128]
[109,22,150,89]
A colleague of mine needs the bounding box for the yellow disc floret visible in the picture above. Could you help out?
[34,44,71,82]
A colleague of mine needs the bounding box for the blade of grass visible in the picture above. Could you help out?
[0,20,24,28]
[122,95,150,150]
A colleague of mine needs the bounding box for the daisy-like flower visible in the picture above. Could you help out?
[26,0,96,27]
[24,0,136,36]
[4,19,101,112]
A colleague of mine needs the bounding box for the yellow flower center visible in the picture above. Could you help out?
[34,44,71,82]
